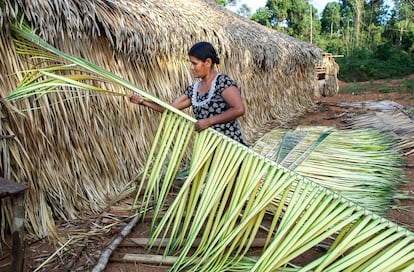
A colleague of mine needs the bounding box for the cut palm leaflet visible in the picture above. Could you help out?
[337,100,414,156]
[7,22,414,271]
[251,126,406,215]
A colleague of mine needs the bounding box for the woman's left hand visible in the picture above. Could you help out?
[195,119,211,132]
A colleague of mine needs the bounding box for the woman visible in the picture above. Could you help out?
[129,41,245,144]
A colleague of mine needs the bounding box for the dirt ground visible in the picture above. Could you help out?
[1,76,414,271]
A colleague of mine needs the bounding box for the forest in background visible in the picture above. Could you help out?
[215,0,414,82]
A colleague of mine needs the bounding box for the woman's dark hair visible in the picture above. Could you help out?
[188,42,220,64]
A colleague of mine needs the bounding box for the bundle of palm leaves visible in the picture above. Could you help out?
[251,125,406,215]
[6,21,414,271]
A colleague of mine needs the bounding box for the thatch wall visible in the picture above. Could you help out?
[0,0,322,237]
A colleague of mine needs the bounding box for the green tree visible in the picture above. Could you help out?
[359,0,387,50]
[321,2,341,38]
[237,4,252,17]
[214,0,226,6]
[265,0,289,30]
[264,0,319,42]
[365,0,388,26]
[338,1,355,54]
[364,24,385,50]
[351,0,365,46]
[250,7,274,27]
[221,0,414,81]
[213,0,237,6]
[393,0,414,50]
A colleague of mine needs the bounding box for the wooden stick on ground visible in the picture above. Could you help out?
[114,253,179,265]
[120,237,270,248]
[65,182,138,270]
[91,212,142,272]
[111,253,260,265]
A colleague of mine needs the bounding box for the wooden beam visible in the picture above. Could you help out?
[0,178,28,272]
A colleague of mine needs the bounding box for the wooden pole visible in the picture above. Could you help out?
[116,253,179,265]
[0,179,28,272]
[11,191,26,272]
[91,212,142,272]
[120,237,270,248]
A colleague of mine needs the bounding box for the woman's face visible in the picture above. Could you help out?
[189,56,210,78]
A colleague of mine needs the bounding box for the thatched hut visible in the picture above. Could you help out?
[0,0,323,238]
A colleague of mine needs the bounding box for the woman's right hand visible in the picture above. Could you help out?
[129,93,144,104]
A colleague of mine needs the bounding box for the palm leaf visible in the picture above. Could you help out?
[7,20,195,123]
[140,114,414,271]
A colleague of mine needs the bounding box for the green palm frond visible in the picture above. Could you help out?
[136,112,414,271]
[8,20,414,272]
[7,21,195,122]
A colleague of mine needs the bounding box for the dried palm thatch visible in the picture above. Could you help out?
[1,0,323,142]
[0,0,323,238]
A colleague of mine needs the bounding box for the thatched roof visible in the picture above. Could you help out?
[2,0,320,67]
[0,0,323,237]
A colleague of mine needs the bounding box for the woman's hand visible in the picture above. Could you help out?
[195,119,211,132]
[129,93,144,104]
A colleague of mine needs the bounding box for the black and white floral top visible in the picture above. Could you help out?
[184,73,245,144]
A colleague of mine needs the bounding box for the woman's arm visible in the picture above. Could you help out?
[129,93,191,112]
[194,85,245,131]
[171,94,192,110]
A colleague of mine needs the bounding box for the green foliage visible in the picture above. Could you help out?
[373,43,393,60]
[336,46,414,82]
[319,36,349,55]
[378,87,392,93]
[237,4,251,17]
[213,0,227,6]
[402,78,414,90]
[250,7,274,27]
[260,0,320,41]
[321,2,341,36]
[214,0,238,6]
[240,0,414,82]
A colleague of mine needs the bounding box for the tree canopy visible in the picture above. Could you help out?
[214,0,414,81]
